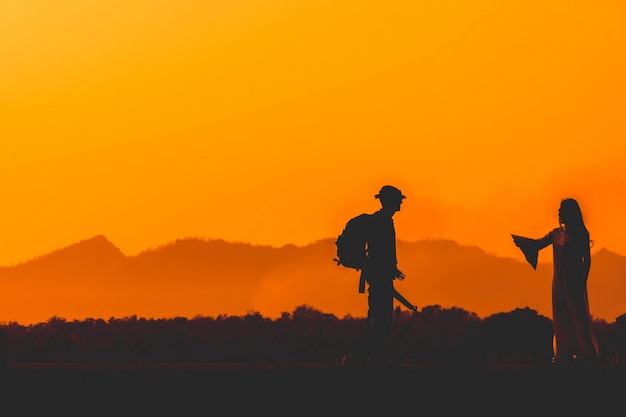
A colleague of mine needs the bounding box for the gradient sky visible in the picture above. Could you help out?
[2,0,625,266]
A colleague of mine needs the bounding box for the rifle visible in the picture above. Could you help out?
[393,287,418,312]
[358,270,418,312]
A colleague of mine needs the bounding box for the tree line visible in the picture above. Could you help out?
[1,305,625,366]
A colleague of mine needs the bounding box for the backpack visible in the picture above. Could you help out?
[333,213,371,271]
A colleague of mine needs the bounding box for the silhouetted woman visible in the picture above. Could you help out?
[512,198,599,365]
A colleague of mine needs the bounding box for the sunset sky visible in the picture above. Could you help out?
[2,0,625,267]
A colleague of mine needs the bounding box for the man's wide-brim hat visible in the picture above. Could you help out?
[375,185,406,200]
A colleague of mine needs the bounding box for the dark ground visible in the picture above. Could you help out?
[1,362,624,416]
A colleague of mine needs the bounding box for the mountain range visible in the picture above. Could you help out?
[1,235,625,325]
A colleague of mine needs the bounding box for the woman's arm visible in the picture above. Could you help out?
[511,229,556,270]
[536,229,557,250]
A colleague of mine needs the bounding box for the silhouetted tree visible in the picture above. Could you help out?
[1,306,625,365]
[483,308,553,364]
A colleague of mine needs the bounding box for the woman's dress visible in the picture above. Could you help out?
[514,227,598,362]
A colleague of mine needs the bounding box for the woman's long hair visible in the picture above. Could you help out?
[560,198,594,248]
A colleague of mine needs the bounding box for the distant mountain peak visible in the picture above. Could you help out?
[63,234,121,251]
[22,235,126,266]
[595,247,622,256]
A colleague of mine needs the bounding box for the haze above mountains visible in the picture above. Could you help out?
[1,235,625,326]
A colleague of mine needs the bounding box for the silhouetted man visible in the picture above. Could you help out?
[362,185,406,365]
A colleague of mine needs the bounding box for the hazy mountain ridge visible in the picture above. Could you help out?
[1,235,624,325]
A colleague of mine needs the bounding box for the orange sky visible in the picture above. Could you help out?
[1,0,626,267]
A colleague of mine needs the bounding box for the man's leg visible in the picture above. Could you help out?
[368,281,394,364]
